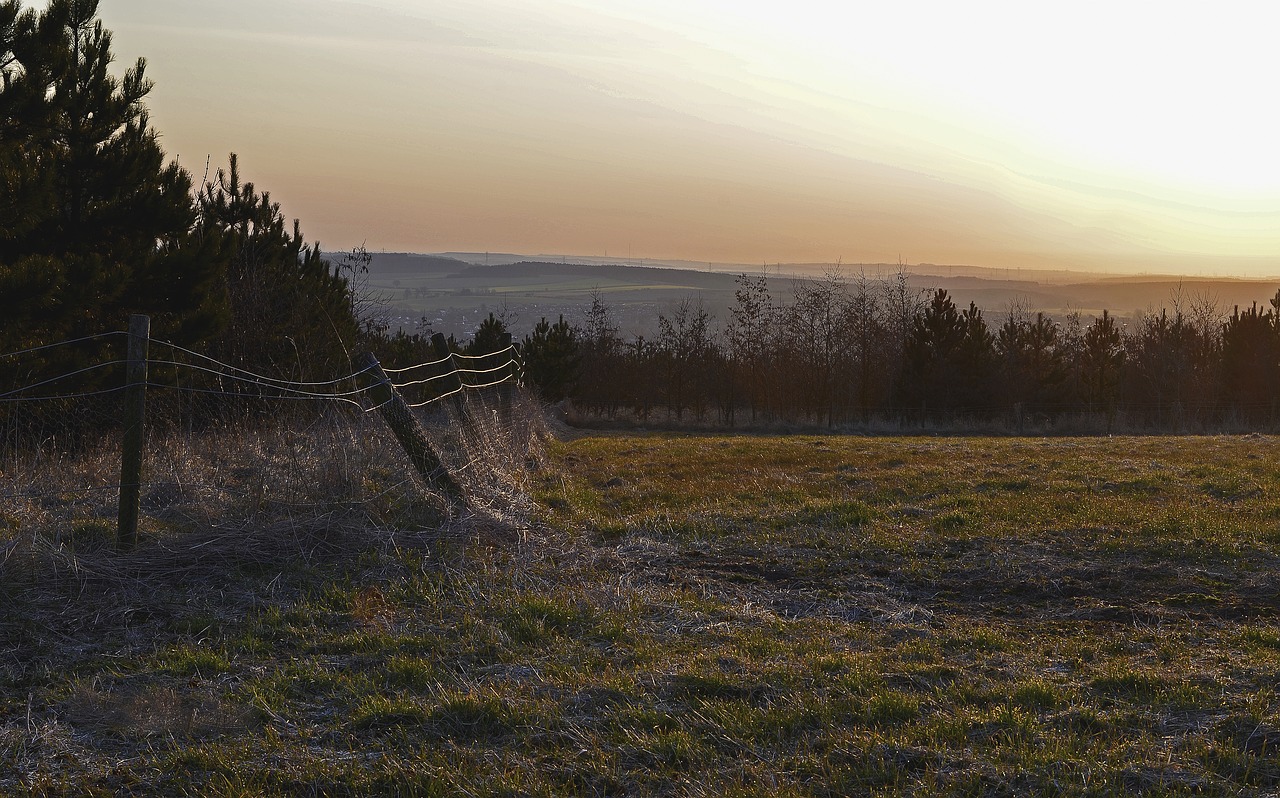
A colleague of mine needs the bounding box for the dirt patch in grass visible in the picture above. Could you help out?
[60,679,261,740]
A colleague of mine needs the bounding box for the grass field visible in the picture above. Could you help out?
[4,431,1280,795]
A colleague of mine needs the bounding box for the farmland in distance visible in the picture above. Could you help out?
[366,251,1280,340]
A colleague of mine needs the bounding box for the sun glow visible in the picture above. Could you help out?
[99,0,1280,272]
[601,0,1280,196]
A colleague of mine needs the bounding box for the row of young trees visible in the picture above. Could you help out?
[516,272,1280,432]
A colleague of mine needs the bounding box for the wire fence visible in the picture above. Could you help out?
[0,318,527,550]
[0,336,520,411]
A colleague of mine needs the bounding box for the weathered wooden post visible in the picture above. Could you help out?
[356,352,464,504]
[431,333,467,418]
[117,314,149,549]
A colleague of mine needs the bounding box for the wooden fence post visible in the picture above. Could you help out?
[356,352,464,504]
[117,314,149,549]
[431,333,467,417]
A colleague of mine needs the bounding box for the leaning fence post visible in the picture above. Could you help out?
[356,352,464,504]
[117,314,149,549]
[431,333,467,418]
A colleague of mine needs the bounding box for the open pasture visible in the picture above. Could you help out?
[4,432,1280,795]
[536,433,1280,795]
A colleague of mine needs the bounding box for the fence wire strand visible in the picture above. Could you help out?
[146,383,369,410]
[0,386,128,403]
[379,352,455,375]
[402,374,516,408]
[0,331,125,361]
[391,356,516,391]
[148,339,377,389]
[0,360,128,400]
[452,346,516,362]
[147,360,375,400]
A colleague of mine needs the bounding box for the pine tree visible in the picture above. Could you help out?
[196,154,357,378]
[1220,302,1280,422]
[1081,310,1124,431]
[953,301,995,412]
[468,313,508,355]
[522,315,580,403]
[997,310,1065,419]
[0,0,226,356]
[901,289,966,416]
[1126,309,1212,428]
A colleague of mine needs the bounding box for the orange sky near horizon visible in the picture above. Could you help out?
[94,0,1280,276]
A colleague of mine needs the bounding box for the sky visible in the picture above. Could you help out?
[92,0,1280,275]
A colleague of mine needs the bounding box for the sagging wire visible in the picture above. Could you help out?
[148,339,377,389]
[0,360,128,400]
[0,331,126,361]
[145,383,369,411]
[147,359,374,400]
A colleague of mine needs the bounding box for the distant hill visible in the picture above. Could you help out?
[468,261,739,291]
[359,253,472,275]
[364,252,1280,339]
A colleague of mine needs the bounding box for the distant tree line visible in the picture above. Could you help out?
[506,272,1280,432]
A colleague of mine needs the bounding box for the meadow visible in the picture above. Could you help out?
[3,426,1280,796]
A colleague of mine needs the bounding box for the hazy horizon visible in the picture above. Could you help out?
[96,1,1280,277]
[415,250,1280,284]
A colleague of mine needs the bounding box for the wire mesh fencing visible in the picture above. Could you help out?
[0,318,533,560]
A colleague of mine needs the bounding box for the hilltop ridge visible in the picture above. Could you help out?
[363,252,1280,339]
